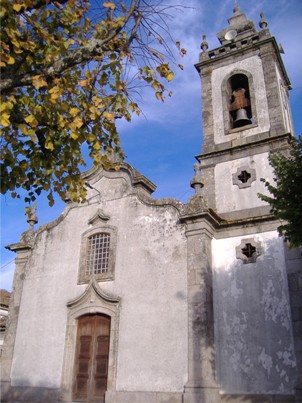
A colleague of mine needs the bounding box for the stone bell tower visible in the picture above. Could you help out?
[181,4,300,402]
[195,4,293,216]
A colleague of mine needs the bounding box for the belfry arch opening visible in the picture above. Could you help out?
[228,73,253,129]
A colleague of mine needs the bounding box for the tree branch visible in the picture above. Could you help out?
[0,0,139,94]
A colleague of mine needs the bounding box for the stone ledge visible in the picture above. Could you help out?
[105,390,183,403]
[219,394,295,402]
[199,132,291,166]
[0,383,60,402]
[183,386,220,403]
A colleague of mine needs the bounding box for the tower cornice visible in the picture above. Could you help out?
[195,35,291,89]
[197,132,291,163]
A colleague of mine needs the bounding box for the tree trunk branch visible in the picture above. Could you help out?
[0,0,139,94]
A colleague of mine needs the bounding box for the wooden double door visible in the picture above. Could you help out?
[73,314,111,402]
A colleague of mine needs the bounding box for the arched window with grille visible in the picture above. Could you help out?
[79,226,117,283]
[86,233,110,276]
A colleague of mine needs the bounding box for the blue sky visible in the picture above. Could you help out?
[1,0,302,290]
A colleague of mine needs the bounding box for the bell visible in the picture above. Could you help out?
[234,108,251,128]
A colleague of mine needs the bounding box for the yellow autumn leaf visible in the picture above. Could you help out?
[93,142,101,150]
[0,102,13,112]
[71,132,79,140]
[7,56,15,65]
[13,4,22,11]
[73,116,83,128]
[49,86,58,93]
[166,72,174,82]
[24,115,35,123]
[155,91,162,101]
[24,114,38,127]
[18,124,29,135]
[58,115,65,128]
[6,27,20,37]
[32,75,47,89]
[70,107,79,117]
[87,133,96,142]
[28,129,37,142]
[50,92,60,103]
[92,96,104,107]
[49,86,61,102]
[1,113,10,127]
[93,154,101,164]
[103,112,114,120]
[78,79,89,87]
[129,102,138,112]
[103,2,116,10]
[89,105,101,120]
[151,80,158,91]
[45,140,54,151]
[69,116,83,131]
[11,39,20,48]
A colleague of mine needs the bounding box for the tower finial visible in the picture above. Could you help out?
[190,163,204,195]
[259,12,268,30]
[20,203,38,245]
[233,0,240,14]
[201,34,208,52]
[26,203,38,226]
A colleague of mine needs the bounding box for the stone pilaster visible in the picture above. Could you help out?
[0,208,37,400]
[182,217,220,402]
[0,244,32,399]
[259,42,287,136]
[200,69,214,153]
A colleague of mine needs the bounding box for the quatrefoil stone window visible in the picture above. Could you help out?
[232,166,256,188]
[236,238,262,264]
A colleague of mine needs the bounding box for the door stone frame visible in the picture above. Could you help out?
[61,278,120,402]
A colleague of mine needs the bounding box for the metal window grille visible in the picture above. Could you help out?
[241,243,256,259]
[86,233,110,275]
[238,170,251,183]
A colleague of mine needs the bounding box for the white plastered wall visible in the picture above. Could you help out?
[212,232,296,394]
[10,174,188,393]
[214,152,274,213]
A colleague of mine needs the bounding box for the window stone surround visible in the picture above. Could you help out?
[236,237,262,264]
[78,225,118,284]
[232,165,256,188]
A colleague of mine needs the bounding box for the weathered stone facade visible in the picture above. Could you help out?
[1,5,301,403]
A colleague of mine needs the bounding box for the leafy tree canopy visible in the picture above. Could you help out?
[0,0,185,205]
[259,135,302,247]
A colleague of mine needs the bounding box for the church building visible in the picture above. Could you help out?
[1,5,301,403]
